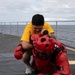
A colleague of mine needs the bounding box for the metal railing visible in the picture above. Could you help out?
[0,20,75,48]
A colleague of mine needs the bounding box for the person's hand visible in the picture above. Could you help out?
[14,45,24,60]
[41,29,48,36]
[50,34,56,39]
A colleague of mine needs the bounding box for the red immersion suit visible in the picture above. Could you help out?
[31,34,72,75]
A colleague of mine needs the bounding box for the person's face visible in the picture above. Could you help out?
[32,25,43,33]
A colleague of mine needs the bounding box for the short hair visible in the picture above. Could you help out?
[32,14,44,26]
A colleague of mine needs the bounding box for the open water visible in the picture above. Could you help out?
[0,25,75,48]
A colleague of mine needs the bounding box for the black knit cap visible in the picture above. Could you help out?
[32,14,44,26]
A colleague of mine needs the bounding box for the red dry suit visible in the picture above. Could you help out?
[31,34,72,75]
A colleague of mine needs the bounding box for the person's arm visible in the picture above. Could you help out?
[41,29,56,39]
[21,41,33,50]
[42,22,56,39]
[14,23,33,60]
[49,33,56,39]
[52,52,72,75]
[21,23,33,50]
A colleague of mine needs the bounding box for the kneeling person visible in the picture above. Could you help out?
[14,14,55,74]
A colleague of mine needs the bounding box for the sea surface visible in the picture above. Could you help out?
[0,25,75,48]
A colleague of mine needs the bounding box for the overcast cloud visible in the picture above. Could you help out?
[0,0,75,22]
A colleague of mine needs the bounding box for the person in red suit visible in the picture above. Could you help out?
[31,34,72,75]
[14,31,72,75]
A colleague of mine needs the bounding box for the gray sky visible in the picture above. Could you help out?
[0,0,75,22]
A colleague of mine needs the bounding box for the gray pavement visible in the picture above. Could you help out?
[0,34,75,75]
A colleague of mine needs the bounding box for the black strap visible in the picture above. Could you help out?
[50,46,64,63]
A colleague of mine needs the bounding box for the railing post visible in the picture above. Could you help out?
[4,22,6,34]
[26,21,29,25]
[56,21,58,38]
[1,22,3,34]
[10,22,11,35]
[17,22,19,36]
[0,22,1,33]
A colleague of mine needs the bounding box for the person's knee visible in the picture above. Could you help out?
[22,50,32,64]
